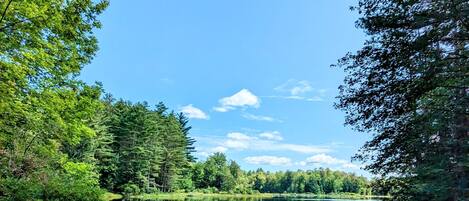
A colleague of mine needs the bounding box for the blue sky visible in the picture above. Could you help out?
[81,0,371,176]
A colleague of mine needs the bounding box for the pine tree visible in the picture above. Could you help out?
[177,112,197,163]
[335,0,469,200]
[156,111,188,192]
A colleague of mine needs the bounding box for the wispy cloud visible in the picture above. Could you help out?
[268,79,327,102]
[244,156,292,166]
[264,95,324,102]
[242,113,282,122]
[298,154,361,170]
[213,89,260,112]
[259,131,283,141]
[275,79,312,95]
[203,131,330,154]
[196,146,228,157]
[179,104,209,120]
[243,154,361,169]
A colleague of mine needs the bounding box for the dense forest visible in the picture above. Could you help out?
[1,0,467,201]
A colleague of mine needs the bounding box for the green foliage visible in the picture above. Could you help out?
[335,0,469,200]
[156,112,188,192]
[121,183,141,196]
[247,168,370,195]
[0,0,109,200]
[0,177,42,201]
[99,100,193,193]
[187,154,371,195]
[0,167,104,201]
[177,113,197,163]
[0,0,199,198]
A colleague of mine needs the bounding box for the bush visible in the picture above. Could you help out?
[0,177,42,201]
[0,162,104,201]
[42,164,105,201]
[121,183,140,196]
[43,177,104,201]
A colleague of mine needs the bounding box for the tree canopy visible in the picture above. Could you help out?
[335,0,468,200]
[1,0,109,200]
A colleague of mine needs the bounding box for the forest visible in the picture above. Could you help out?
[0,0,467,201]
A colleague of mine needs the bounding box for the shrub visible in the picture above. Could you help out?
[121,183,140,196]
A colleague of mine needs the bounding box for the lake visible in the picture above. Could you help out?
[122,198,382,201]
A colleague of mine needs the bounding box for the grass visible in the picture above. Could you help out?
[102,192,123,201]
[132,192,389,200]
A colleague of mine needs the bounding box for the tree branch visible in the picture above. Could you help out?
[0,0,14,25]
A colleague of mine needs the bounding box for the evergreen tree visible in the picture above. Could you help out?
[335,0,469,200]
[156,111,188,192]
[93,98,118,191]
[177,112,197,163]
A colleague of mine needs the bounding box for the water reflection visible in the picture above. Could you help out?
[120,197,381,201]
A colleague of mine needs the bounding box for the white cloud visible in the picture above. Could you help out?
[278,144,330,154]
[300,154,360,170]
[197,146,228,157]
[225,139,249,149]
[211,146,228,153]
[213,106,231,112]
[244,156,292,166]
[259,131,283,141]
[275,79,312,95]
[342,163,360,169]
[214,89,260,112]
[227,132,253,141]
[269,79,327,102]
[242,113,282,122]
[225,132,253,149]
[211,132,330,154]
[179,104,209,120]
[286,95,323,102]
[304,153,346,165]
[265,95,324,102]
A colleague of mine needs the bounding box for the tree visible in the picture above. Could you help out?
[192,162,205,189]
[92,94,119,191]
[229,160,241,178]
[201,152,236,191]
[335,0,468,200]
[0,0,108,200]
[156,112,188,192]
[177,113,197,163]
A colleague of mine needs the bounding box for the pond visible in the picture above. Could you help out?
[122,198,382,201]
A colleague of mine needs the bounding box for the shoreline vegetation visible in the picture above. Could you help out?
[130,192,390,200]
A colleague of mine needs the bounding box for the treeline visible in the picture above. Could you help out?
[91,106,373,196]
[184,153,372,195]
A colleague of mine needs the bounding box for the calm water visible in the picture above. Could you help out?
[123,198,381,201]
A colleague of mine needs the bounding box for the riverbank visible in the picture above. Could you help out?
[132,192,389,200]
